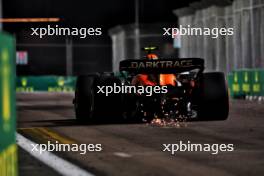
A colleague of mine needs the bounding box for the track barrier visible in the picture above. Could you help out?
[16,76,76,92]
[0,32,17,176]
[228,69,264,100]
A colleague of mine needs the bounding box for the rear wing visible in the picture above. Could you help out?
[119,58,204,74]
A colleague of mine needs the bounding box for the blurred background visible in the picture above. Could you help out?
[1,0,263,76]
[3,0,262,76]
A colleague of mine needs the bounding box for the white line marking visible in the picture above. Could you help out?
[16,133,94,176]
[113,152,132,158]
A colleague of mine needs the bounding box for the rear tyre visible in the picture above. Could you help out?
[74,74,123,122]
[74,74,98,121]
[196,72,229,120]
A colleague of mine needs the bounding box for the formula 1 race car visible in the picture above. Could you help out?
[73,47,229,123]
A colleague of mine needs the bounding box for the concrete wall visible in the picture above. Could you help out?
[175,0,264,73]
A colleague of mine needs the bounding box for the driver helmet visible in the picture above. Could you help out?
[146,53,159,60]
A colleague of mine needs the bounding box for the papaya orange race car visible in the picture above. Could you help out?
[73,47,229,123]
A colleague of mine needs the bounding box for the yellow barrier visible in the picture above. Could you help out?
[0,32,17,175]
